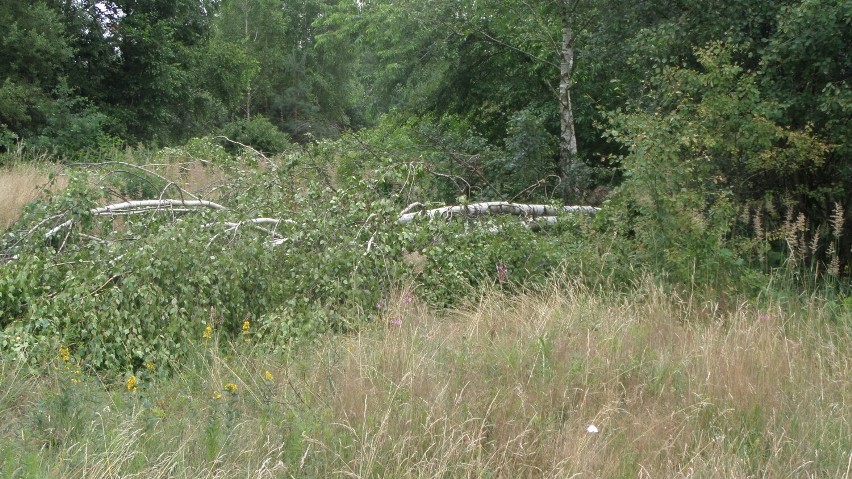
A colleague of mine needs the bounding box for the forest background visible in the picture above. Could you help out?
[0,0,850,476]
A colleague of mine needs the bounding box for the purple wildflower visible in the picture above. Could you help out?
[496,263,508,284]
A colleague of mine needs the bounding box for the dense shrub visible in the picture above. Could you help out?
[220,116,293,155]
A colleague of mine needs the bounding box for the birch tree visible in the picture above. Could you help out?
[557,1,578,194]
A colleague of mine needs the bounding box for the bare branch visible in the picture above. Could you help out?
[213,136,278,171]
[68,161,200,201]
[477,30,559,69]
[400,203,425,216]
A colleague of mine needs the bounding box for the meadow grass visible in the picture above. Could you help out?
[0,281,849,478]
[0,161,67,230]
[0,147,227,227]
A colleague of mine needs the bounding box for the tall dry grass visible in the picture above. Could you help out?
[303,283,850,477]
[0,163,67,230]
[1,282,849,478]
[0,155,227,237]
[144,158,228,200]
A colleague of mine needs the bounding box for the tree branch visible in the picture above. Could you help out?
[68,161,200,201]
[213,136,278,171]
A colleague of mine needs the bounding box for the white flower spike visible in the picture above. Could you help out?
[587,425,599,433]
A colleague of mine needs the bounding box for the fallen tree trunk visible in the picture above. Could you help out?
[397,201,599,223]
[90,199,226,215]
[37,198,598,255]
[44,199,268,240]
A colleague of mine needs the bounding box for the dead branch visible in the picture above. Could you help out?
[400,203,425,216]
[68,161,200,201]
[92,199,227,215]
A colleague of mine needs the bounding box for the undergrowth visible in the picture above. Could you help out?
[0,281,849,477]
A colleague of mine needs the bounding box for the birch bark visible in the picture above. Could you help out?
[558,0,578,193]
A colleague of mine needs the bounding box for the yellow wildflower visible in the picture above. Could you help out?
[242,320,251,343]
[263,370,273,382]
[145,361,155,371]
[224,383,238,394]
[59,346,71,362]
[126,375,138,393]
[203,324,213,340]
[212,390,222,400]
[71,369,82,383]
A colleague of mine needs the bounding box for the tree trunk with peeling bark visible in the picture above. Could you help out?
[558,0,578,198]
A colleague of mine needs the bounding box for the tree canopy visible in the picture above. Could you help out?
[1,0,849,268]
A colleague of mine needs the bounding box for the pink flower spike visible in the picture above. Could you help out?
[389,317,402,327]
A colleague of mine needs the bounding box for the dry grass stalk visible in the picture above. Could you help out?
[831,202,845,240]
[161,160,228,199]
[828,202,845,276]
[0,163,67,230]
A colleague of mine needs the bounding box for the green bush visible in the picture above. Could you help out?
[603,43,830,289]
[220,116,293,155]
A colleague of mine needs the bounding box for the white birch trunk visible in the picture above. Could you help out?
[559,1,578,190]
[398,202,598,223]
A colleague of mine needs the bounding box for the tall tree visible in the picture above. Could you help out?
[341,0,669,199]
[51,0,218,143]
[0,0,73,147]
[212,0,359,140]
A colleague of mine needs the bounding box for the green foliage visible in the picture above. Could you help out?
[605,43,829,286]
[320,114,560,205]
[0,80,43,145]
[212,0,357,139]
[29,83,111,156]
[0,126,17,155]
[0,142,606,371]
[762,0,851,133]
[761,0,851,260]
[0,1,72,86]
[220,116,293,155]
[502,107,559,197]
[156,136,233,166]
[0,1,91,154]
[199,39,259,113]
[2,0,850,375]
